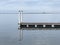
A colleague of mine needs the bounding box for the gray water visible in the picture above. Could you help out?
[0,14,60,45]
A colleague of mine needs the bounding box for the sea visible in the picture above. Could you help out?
[0,12,60,45]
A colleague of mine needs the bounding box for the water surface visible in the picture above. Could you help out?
[0,14,60,45]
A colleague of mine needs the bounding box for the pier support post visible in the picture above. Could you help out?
[43,25,46,27]
[52,24,54,27]
[35,25,37,27]
[27,24,29,27]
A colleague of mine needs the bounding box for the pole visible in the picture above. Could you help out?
[18,10,23,23]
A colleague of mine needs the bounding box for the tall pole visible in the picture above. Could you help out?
[19,10,23,23]
[18,10,23,41]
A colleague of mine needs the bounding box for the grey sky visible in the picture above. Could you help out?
[0,0,60,11]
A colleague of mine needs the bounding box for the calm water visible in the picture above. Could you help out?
[0,14,60,45]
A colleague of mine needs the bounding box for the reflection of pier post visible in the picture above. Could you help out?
[19,30,23,41]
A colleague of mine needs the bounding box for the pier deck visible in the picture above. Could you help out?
[18,10,60,30]
[19,22,60,29]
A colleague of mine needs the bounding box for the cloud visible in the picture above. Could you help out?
[0,0,60,12]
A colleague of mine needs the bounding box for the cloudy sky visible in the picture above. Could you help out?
[0,0,60,11]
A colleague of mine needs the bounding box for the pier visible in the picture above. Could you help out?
[18,10,60,29]
[20,22,60,29]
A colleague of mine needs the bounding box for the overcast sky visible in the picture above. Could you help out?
[0,0,60,11]
[0,0,60,22]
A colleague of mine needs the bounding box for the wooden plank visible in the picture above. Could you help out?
[20,22,60,25]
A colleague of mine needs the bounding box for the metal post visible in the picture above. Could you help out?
[43,25,46,27]
[35,25,37,27]
[18,10,20,24]
[19,10,23,23]
[52,24,54,27]
[27,24,29,27]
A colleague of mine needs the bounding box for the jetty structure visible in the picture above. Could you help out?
[18,10,60,29]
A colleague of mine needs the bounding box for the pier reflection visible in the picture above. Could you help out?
[18,29,23,41]
[18,26,60,45]
[18,27,60,30]
[18,26,60,41]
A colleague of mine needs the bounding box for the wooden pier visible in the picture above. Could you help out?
[19,22,60,29]
[18,10,60,29]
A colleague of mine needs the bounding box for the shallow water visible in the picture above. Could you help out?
[0,14,60,45]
